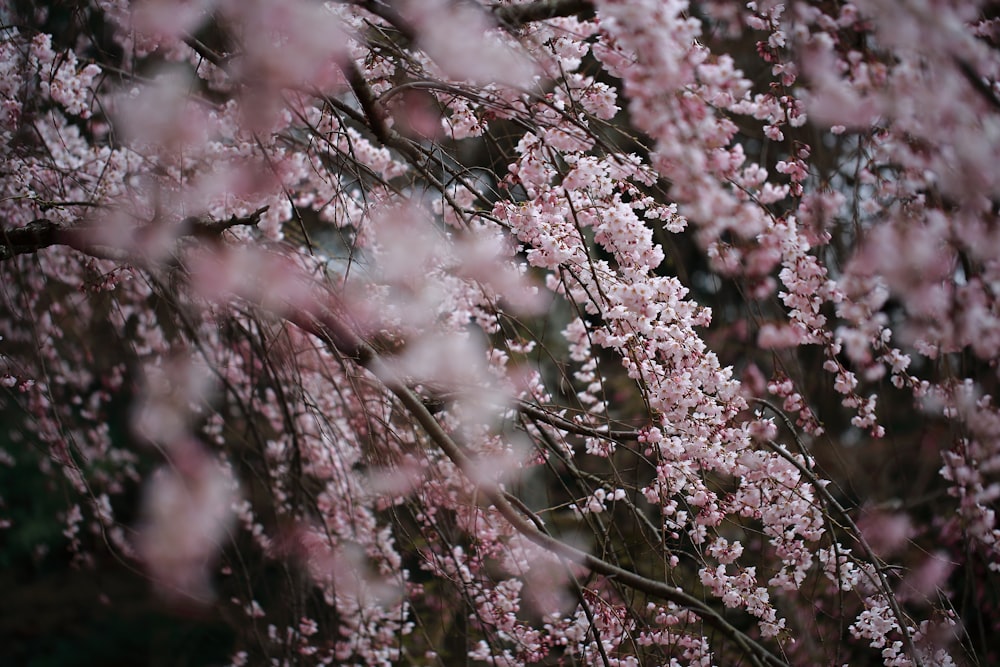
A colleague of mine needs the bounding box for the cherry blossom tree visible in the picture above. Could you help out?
[2,0,999,664]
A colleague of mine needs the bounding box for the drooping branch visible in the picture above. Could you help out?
[376,360,788,667]
[288,303,790,667]
[751,399,923,666]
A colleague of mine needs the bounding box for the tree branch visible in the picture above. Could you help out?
[342,0,417,41]
[0,207,269,263]
[291,305,790,667]
[339,58,393,145]
[491,0,594,26]
[0,218,64,261]
[752,398,923,667]
[183,36,228,69]
[340,0,594,36]
[955,57,1000,113]
[516,399,642,441]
